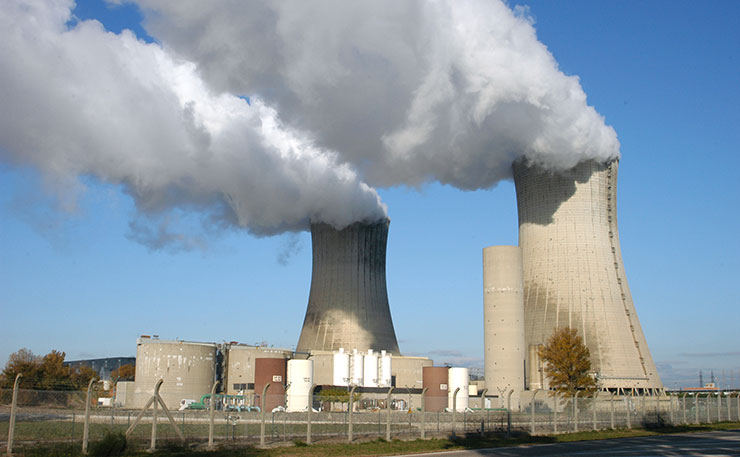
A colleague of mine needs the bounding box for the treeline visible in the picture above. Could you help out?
[1,348,98,391]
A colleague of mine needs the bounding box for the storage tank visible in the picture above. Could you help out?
[296,219,400,353]
[447,367,469,411]
[286,359,314,412]
[363,349,379,387]
[483,246,525,397]
[254,358,286,411]
[350,349,364,386]
[422,366,448,412]
[514,159,662,391]
[132,338,216,410]
[332,348,350,386]
[379,350,392,387]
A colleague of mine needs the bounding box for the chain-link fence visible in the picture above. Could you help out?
[2,382,740,453]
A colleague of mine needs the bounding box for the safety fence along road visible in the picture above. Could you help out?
[2,379,740,453]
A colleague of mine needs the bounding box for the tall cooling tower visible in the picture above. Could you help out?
[513,159,662,392]
[296,219,400,353]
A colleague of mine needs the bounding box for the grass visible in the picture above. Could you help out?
[7,421,740,457]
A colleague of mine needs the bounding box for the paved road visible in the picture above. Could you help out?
[396,430,740,457]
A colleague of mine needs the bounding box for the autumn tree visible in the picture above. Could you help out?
[111,364,135,381]
[538,327,597,397]
[1,348,41,388]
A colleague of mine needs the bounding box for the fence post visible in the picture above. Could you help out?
[6,373,22,457]
[260,383,271,446]
[452,387,460,437]
[386,387,394,441]
[669,394,674,424]
[530,389,540,435]
[207,381,219,450]
[82,378,96,455]
[149,380,161,452]
[592,391,598,431]
[682,393,687,424]
[736,392,740,422]
[626,391,632,430]
[553,391,558,433]
[573,391,580,432]
[706,394,711,423]
[420,387,428,439]
[479,388,488,436]
[306,384,317,445]
[347,385,357,443]
[717,392,722,422]
[609,392,615,430]
[695,394,699,424]
[506,390,514,437]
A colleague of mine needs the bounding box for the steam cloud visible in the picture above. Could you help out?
[1,0,620,248]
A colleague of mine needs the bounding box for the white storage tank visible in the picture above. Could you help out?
[132,338,217,410]
[286,359,314,412]
[350,349,364,386]
[447,367,469,412]
[379,350,392,387]
[363,349,379,387]
[332,348,350,386]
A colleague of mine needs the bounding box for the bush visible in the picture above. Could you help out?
[641,412,667,430]
[89,431,126,457]
[293,439,308,447]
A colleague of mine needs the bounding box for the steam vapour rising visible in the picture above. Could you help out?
[133,0,620,188]
[0,0,619,249]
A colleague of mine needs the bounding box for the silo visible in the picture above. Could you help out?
[296,219,400,353]
[332,348,350,386]
[514,159,663,391]
[448,367,469,411]
[286,359,314,412]
[363,349,379,387]
[254,358,286,411]
[350,349,364,386]
[483,246,525,397]
[379,350,392,388]
[132,338,216,409]
[422,366,449,412]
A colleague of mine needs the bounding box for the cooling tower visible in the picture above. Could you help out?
[296,219,400,353]
[513,159,662,392]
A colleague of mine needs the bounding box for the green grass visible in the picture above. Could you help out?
[8,422,740,457]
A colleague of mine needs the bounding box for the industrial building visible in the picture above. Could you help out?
[114,158,663,411]
[115,336,484,412]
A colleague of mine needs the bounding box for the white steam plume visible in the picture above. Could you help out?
[0,0,386,249]
[132,0,620,189]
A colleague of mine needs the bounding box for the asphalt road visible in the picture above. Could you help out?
[396,430,740,457]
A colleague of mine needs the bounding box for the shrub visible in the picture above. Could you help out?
[89,431,126,457]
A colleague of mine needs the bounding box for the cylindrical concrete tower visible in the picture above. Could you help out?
[483,246,525,396]
[513,159,662,392]
[296,219,400,353]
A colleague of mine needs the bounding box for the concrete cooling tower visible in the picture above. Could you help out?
[513,159,663,392]
[296,219,400,353]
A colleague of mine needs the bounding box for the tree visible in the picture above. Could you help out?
[71,365,99,390]
[111,364,135,381]
[538,327,597,397]
[1,348,41,389]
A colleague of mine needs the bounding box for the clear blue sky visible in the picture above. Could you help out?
[1,0,738,389]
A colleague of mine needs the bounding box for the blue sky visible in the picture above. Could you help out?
[1,0,738,389]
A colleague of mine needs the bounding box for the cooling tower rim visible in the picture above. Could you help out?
[309,216,390,231]
[512,156,619,174]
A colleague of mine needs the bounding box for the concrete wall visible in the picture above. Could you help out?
[296,219,400,353]
[514,159,662,391]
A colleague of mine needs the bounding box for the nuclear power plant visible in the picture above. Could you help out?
[110,158,662,413]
